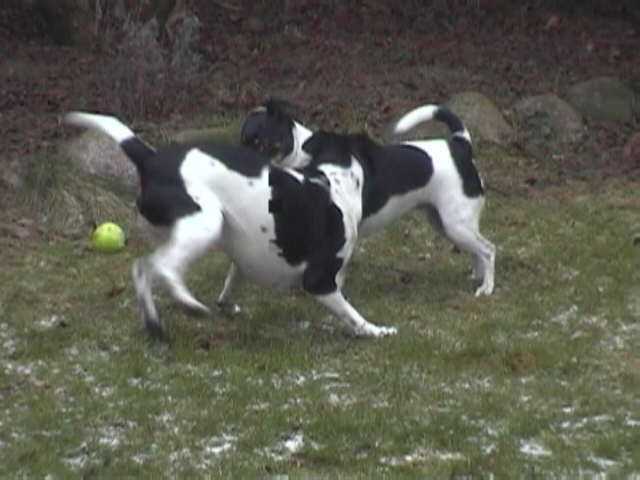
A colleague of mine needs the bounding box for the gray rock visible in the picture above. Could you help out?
[511,94,585,160]
[65,130,138,190]
[566,76,637,124]
[391,91,514,146]
[623,131,640,167]
[447,92,515,146]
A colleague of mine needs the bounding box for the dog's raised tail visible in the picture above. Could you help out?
[392,105,471,144]
[64,112,156,173]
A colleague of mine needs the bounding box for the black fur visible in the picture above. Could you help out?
[268,167,345,295]
[303,132,433,221]
[127,141,270,227]
[240,99,296,159]
[433,107,483,197]
[448,138,484,197]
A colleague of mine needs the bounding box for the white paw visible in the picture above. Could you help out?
[474,282,494,297]
[356,324,398,338]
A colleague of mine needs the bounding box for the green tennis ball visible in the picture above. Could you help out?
[91,222,126,253]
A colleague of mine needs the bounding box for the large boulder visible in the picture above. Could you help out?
[20,149,135,237]
[511,94,585,160]
[391,91,515,147]
[447,92,515,146]
[566,77,637,124]
[623,132,640,171]
[65,130,139,191]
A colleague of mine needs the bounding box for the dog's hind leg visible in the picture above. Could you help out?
[442,221,495,296]
[216,262,243,314]
[148,209,224,318]
[132,257,164,339]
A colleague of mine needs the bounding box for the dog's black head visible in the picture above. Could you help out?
[240,98,296,162]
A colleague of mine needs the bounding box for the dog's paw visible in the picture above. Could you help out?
[144,317,166,341]
[216,301,242,316]
[356,324,398,338]
[474,282,494,297]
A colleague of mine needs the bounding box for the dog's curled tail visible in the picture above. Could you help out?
[392,105,471,144]
[64,111,156,173]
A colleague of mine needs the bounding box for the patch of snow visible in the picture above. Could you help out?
[249,401,270,411]
[311,371,341,381]
[380,447,465,466]
[282,432,304,454]
[201,434,236,456]
[519,439,551,457]
[588,455,617,470]
[0,323,17,357]
[64,442,90,471]
[198,433,237,468]
[327,392,356,407]
[560,268,579,282]
[263,432,306,461]
[35,315,64,330]
[97,422,136,449]
[169,447,193,468]
[550,305,578,327]
[624,417,640,427]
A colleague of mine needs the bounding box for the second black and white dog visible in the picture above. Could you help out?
[240,100,496,296]
[65,111,396,339]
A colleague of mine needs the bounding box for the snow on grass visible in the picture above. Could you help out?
[588,455,618,470]
[380,447,466,466]
[519,439,552,457]
[262,431,311,462]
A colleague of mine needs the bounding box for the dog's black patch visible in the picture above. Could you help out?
[449,138,484,197]
[303,132,433,220]
[240,99,295,160]
[134,143,269,227]
[137,183,201,227]
[302,131,356,169]
[120,137,155,175]
[359,142,433,219]
[133,144,200,226]
[434,107,466,136]
[191,142,271,177]
[269,167,346,294]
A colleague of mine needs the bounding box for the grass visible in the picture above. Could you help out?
[1,141,640,478]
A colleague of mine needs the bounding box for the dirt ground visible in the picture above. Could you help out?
[0,1,639,199]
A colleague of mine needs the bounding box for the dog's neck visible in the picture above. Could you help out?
[282,121,313,169]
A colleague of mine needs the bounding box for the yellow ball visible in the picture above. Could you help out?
[91,222,126,253]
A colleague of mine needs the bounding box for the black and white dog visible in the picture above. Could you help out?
[65,112,397,339]
[240,100,496,296]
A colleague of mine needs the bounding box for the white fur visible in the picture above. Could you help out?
[65,112,143,146]
[280,121,313,168]
[393,105,472,143]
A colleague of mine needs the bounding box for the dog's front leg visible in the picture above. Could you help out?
[216,262,242,315]
[314,291,397,338]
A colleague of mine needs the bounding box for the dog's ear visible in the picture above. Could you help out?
[240,108,266,145]
[302,131,330,158]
